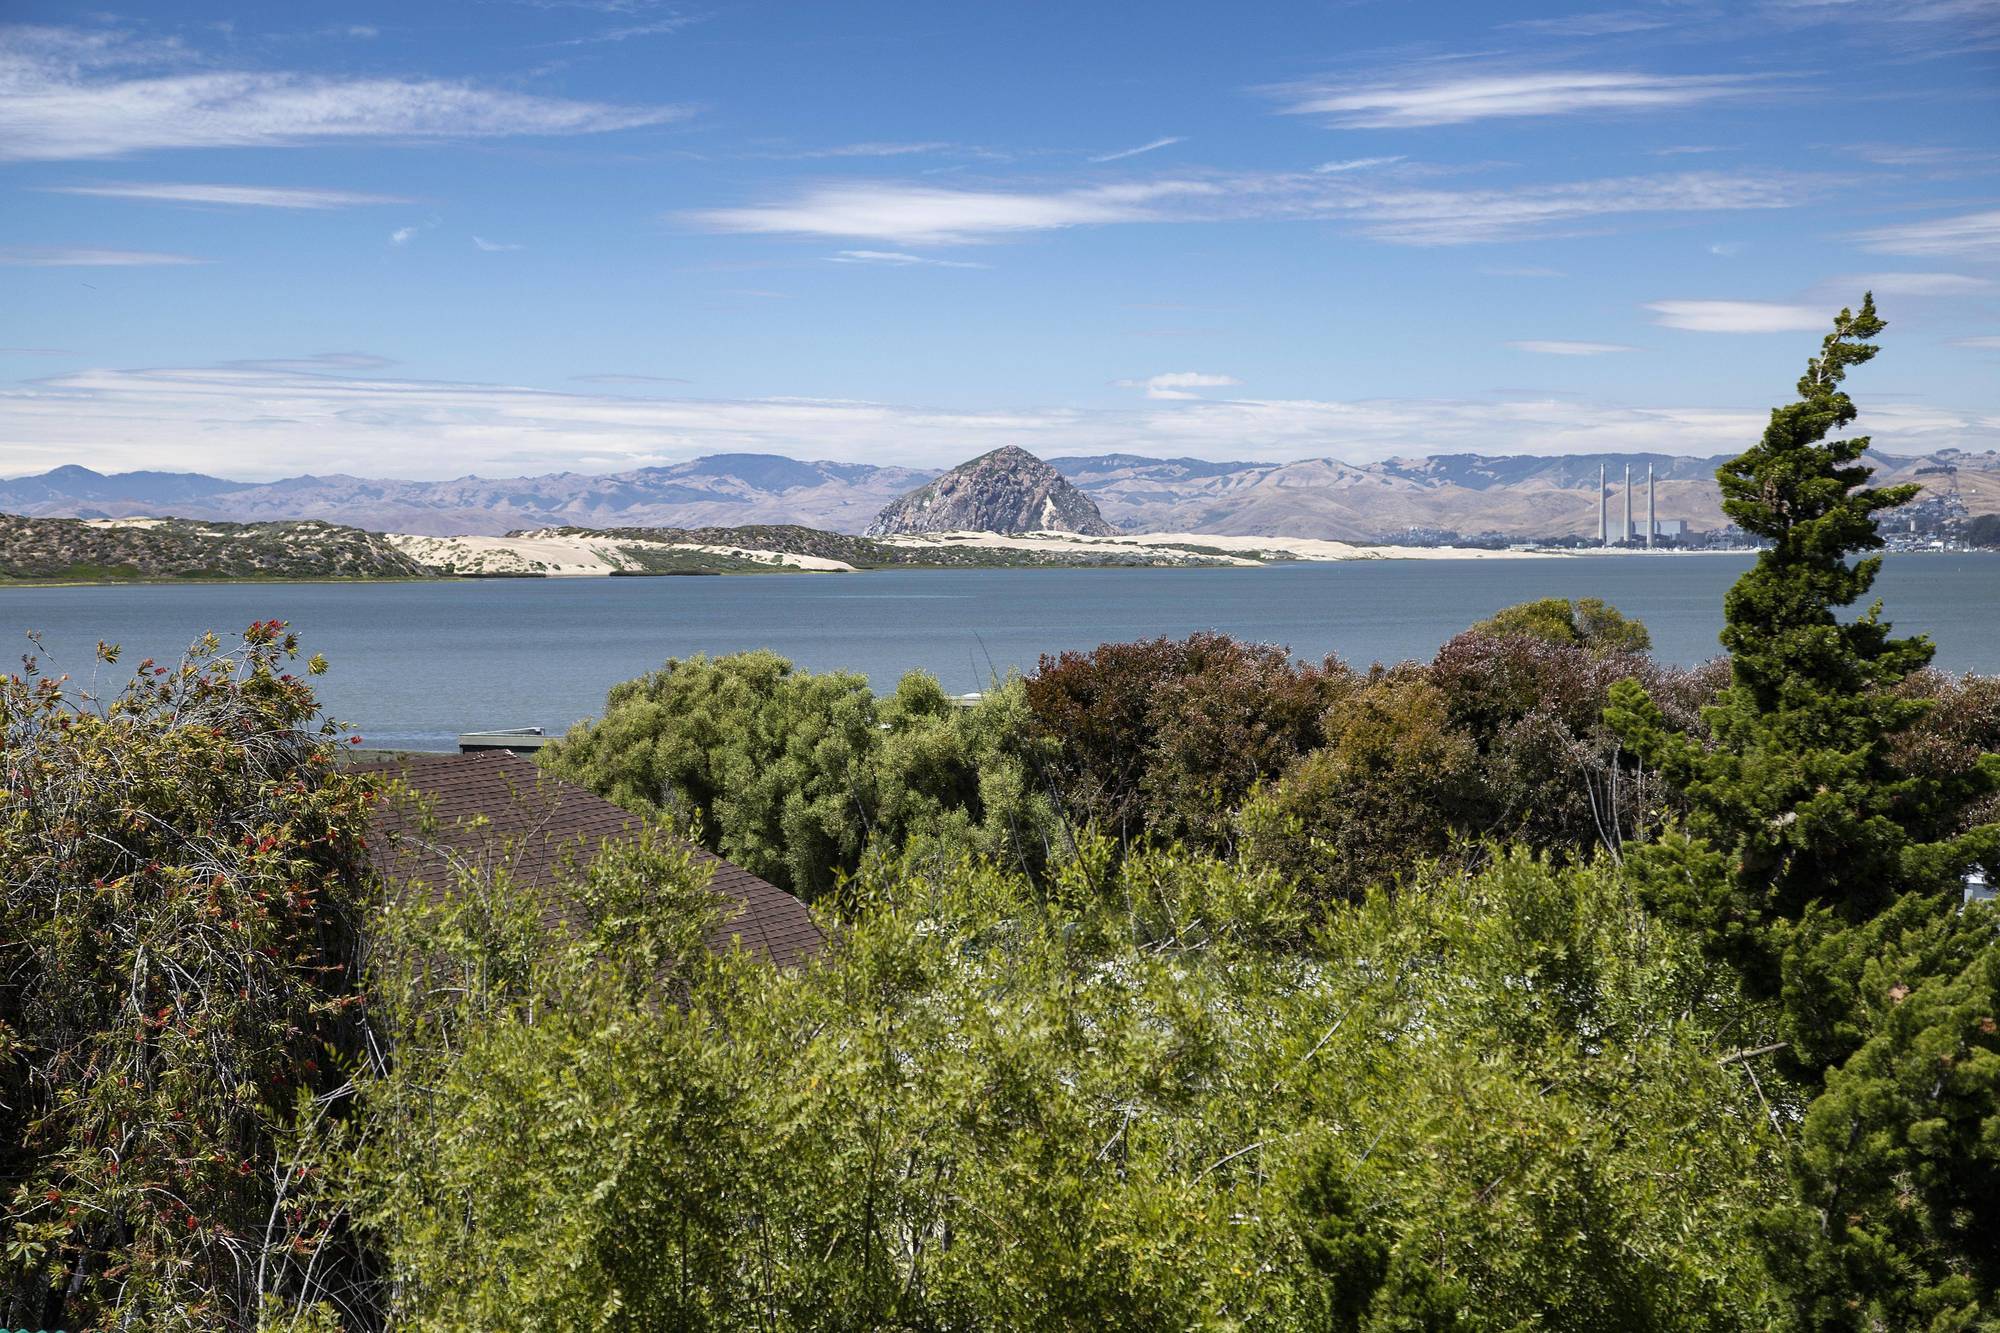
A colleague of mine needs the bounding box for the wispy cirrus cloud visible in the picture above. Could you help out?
[1852,209,2000,260]
[0,246,206,266]
[748,141,972,161]
[473,236,525,252]
[1326,171,1807,244]
[41,181,414,208]
[571,372,692,384]
[1835,271,1991,296]
[1507,340,1638,355]
[1646,299,1826,332]
[0,23,688,161]
[690,169,1811,246]
[1267,67,1775,128]
[827,249,988,269]
[224,352,396,373]
[1115,371,1243,400]
[1500,10,1674,35]
[1314,156,1406,174]
[1089,136,1185,164]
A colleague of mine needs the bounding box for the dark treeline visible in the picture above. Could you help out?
[5,298,1999,1330]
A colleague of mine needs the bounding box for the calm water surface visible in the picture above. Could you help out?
[5,553,1997,751]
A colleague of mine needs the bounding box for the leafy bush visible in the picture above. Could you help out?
[1470,595,1653,653]
[0,625,372,1331]
[539,651,1062,899]
[1022,633,1345,849]
[348,840,1784,1330]
[1242,669,1483,901]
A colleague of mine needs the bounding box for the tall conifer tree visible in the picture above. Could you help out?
[1609,294,1998,1012]
[1609,298,2000,1324]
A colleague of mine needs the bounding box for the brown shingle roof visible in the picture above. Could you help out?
[359,750,821,969]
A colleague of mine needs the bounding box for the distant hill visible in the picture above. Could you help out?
[1051,450,2000,540]
[0,455,937,537]
[0,515,433,582]
[867,447,1115,537]
[7,448,1996,541]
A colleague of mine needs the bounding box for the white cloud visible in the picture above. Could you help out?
[1269,68,1771,129]
[753,141,962,160]
[389,226,418,246]
[227,352,395,373]
[1839,271,1991,296]
[1646,300,1826,332]
[559,15,704,44]
[1314,156,1406,174]
[691,169,1809,247]
[472,236,525,252]
[1708,241,1745,256]
[1953,335,2000,349]
[1853,209,2000,260]
[690,180,1217,245]
[7,362,1990,478]
[1506,340,1638,355]
[0,246,205,266]
[572,372,691,384]
[0,23,687,161]
[1115,371,1244,400]
[1089,136,1185,164]
[42,181,412,208]
[826,249,988,269]
[1482,265,1565,278]
[1501,10,1673,35]
[1329,171,1806,245]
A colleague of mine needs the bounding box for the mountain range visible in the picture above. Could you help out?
[6,449,1996,541]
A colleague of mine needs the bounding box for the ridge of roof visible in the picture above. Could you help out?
[361,750,821,968]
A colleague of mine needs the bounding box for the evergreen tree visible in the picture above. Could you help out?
[1608,294,1999,1013]
[1607,297,2000,1323]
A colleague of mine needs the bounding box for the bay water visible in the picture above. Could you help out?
[4,553,1997,752]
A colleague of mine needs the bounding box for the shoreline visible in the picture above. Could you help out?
[0,546,1790,588]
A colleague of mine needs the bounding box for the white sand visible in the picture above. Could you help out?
[876,530,1583,563]
[387,532,855,575]
[83,517,171,531]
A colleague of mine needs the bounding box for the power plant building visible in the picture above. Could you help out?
[1597,461,1687,544]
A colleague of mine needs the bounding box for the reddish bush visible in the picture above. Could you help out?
[1024,633,1347,847]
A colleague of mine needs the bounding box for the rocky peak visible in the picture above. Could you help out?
[866,446,1116,537]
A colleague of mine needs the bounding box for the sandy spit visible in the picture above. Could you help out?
[877,530,1610,562]
[386,532,854,575]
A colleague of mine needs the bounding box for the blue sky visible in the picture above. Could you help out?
[2,0,1997,479]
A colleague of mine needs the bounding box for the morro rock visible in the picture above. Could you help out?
[866,446,1117,537]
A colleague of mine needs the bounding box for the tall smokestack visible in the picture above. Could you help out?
[1623,464,1633,546]
[1647,465,1656,549]
[1598,464,1607,545]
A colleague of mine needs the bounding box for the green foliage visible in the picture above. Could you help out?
[1471,596,1652,653]
[1761,912,2000,1330]
[349,840,1783,1329]
[1242,670,1482,901]
[0,625,372,1331]
[1022,633,1344,848]
[1607,297,2000,1322]
[1607,296,2000,1036]
[539,651,1062,899]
